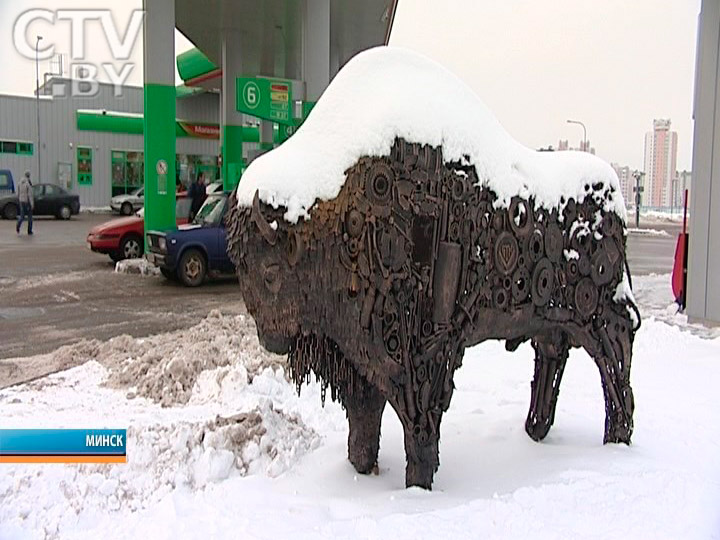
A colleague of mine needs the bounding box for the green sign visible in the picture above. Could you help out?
[236,76,293,125]
[77,146,92,186]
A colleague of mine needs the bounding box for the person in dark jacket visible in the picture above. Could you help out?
[189,173,207,220]
[16,170,34,235]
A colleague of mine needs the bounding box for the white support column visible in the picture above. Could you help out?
[688,0,720,324]
[259,4,276,149]
[221,30,245,189]
[302,0,330,101]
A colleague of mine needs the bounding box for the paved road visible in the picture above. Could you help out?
[626,220,682,277]
[1,213,244,387]
[0,211,682,388]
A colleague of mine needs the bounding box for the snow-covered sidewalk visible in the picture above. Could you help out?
[1,278,719,539]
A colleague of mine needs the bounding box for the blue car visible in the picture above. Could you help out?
[146,192,235,286]
[0,170,15,195]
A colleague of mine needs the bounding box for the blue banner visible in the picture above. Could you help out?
[0,429,127,456]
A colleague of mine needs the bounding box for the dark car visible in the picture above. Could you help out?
[0,183,80,220]
[145,192,235,286]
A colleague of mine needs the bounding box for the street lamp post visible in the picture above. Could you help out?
[35,35,43,182]
[566,119,587,152]
[671,175,678,215]
[632,170,645,228]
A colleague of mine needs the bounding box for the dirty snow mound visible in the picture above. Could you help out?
[0,347,334,535]
[97,310,286,406]
[114,258,160,276]
[23,311,288,406]
[0,404,318,521]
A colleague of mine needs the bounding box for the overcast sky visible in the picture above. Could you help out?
[0,0,700,171]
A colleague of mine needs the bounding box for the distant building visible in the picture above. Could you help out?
[643,119,678,208]
[611,163,634,205]
[671,169,692,212]
[557,139,595,155]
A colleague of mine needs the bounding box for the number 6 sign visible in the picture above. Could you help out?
[243,81,260,109]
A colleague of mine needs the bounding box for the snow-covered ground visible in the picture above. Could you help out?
[627,209,686,224]
[1,278,719,539]
[626,227,671,237]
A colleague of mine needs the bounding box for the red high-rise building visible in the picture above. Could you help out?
[643,119,678,208]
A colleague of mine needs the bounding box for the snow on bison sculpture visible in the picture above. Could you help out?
[226,47,640,490]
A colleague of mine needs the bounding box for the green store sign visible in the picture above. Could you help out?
[236,76,293,125]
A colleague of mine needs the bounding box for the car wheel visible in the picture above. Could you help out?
[58,205,72,220]
[3,203,18,220]
[160,268,178,281]
[121,202,133,216]
[178,249,206,287]
[119,234,143,260]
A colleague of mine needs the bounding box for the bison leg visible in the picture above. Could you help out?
[403,421,440,490]
[585,312,635,444]
[343,375,387,474]
[525,331,569,442]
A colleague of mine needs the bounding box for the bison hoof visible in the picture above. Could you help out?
[349,456,378,475]
[405,464,434,490]
[603,423,633,445]
[602,409,633,444]
[348,445,380,475]
[525,415,552,442]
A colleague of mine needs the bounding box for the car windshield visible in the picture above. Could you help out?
[192,195,226,226]
[131,187,142,197]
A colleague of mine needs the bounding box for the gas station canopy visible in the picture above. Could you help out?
[175,0,396,93]
[141,0,396,241]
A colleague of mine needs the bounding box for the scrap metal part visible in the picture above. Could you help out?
[226,138,640,490]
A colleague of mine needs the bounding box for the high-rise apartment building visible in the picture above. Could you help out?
[643,119,678,208]
[611,163,634,205]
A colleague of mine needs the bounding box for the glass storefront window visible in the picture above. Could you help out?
[112,150,218,196]
[176,154,219,190]
[111,150,144,197]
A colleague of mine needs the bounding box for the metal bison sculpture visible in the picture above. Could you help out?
[226,138,640,489]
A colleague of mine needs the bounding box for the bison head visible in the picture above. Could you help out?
[229,191,307,354]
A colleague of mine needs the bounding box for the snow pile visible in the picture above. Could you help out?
[0,311,342,537]
[627,227,670,237]
[80,206,112,214]
[237,46,624,223]
[92,310,286,405]
[629,209,686,223]
[114,258,160,276]
[0,362,325,533]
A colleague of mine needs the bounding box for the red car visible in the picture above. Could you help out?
[87,193,192,262]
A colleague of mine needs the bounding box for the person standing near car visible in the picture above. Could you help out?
[16,170,34,235]
[189,173,207,220]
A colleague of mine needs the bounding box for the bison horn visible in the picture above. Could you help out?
[252,190,277,246]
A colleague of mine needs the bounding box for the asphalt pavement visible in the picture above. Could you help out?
[0,211,682,388]
[0,212,244,387]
